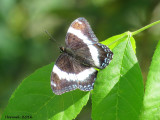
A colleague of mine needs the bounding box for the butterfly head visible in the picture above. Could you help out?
[59,46,65,53]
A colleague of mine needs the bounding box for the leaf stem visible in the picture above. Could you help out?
[132,20,160,36]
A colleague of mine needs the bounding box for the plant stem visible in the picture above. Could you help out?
[132,20,160,36]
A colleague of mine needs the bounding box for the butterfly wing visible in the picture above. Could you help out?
[65,17,113,69]
[51,17,113,95]
[94,43,113,69]
[74,43,113,69]
[65,17,98,49]
[51,53,97,95]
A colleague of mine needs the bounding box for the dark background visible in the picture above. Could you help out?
[0,0,160,119]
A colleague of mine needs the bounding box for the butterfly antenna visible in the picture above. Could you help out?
[45,30,61,48]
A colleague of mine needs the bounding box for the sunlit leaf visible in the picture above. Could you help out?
[141,41,160,120]
[101,32,136,53]
[1,63,90,120]
[92,34,144,120]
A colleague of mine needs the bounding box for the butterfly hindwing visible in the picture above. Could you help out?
[51,53,97,95]
[65,17,113,69]
[94,43,113,69]
[51,17,113,95]
[51,54,78,95]
[73,43,113,69]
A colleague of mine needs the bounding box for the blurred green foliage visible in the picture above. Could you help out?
[0,0,160,119]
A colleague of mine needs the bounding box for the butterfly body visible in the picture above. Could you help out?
[51,17,113,95]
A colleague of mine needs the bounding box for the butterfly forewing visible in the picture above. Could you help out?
[65,17,98,49]
[51,17,113,95]
[51,54,78,95]
[51,53,97,95]
[65,17,113,69]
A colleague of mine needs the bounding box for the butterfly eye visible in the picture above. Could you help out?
[59,47,65,52]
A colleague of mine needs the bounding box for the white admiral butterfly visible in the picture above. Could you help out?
[51,17,113,95]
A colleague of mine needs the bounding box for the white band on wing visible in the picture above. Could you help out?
[77,67,96,81]
[53,65,96,82]
[51,80,57,87]
[68,27,100,67]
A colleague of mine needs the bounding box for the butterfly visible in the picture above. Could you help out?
[51,17,113,95]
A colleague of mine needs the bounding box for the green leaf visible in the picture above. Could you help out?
[101,32,136,53]
[92,33,144,120]
[101,32,126,50]
[141,41,160,120]
[1,63,90,120]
